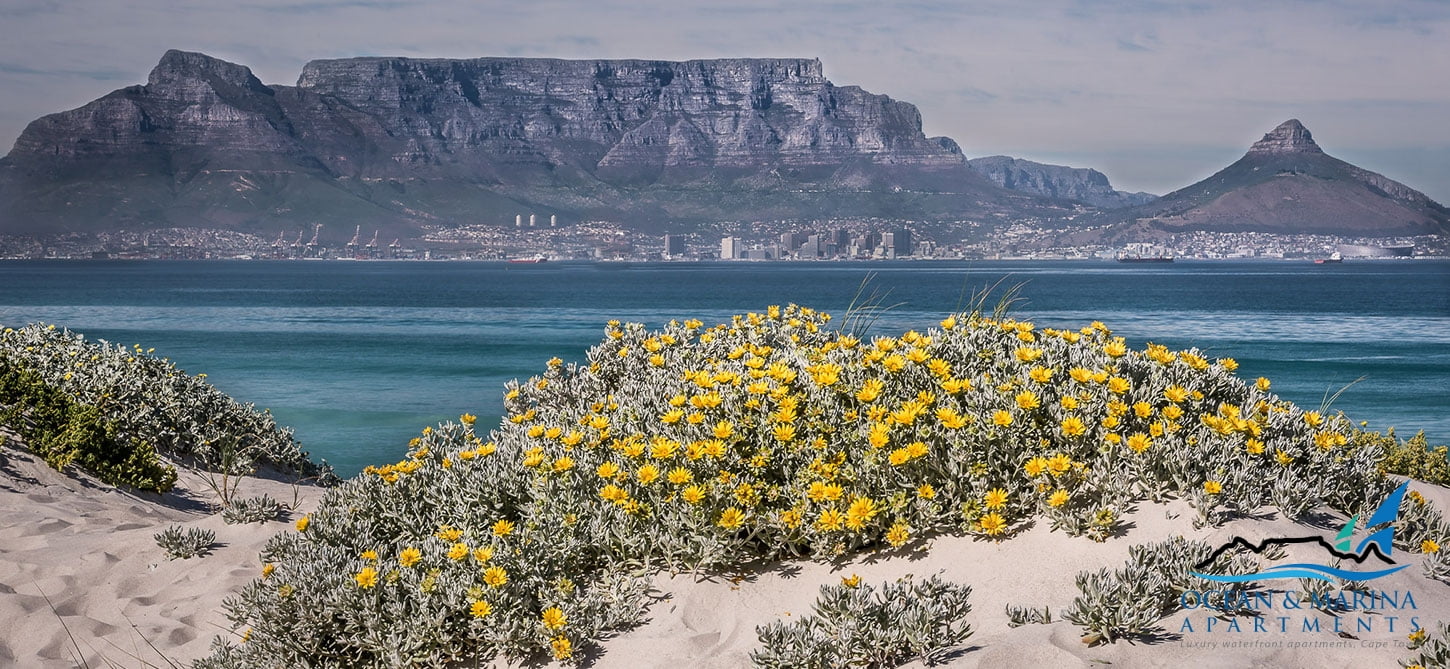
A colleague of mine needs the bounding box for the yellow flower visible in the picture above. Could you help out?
[660,408,684,424]
[841,574,862,588]
[681,485,706,504]
[1204,480,1222,495]
[295,515,310,532]
[1015,391,1040,410]
[1047,489,1070,508]
[667,467,693,485]
[917,484,936,499]
[713,421,735,439]
[1126,432,1152,453]
[1047,453,1073,476]
[1103,339,1127,358]
[1163,386,1189,403]
[867,422,891,449]
[354,566,378,589]
[637,464,661,485]
[1275,449,1294,466]
[888,448,911,466]
[886,522,911,547]
[845,497,880,530]
[1107,376,1131,395]
[470,600,493,618]
[983,488,1009,510]
[542,607,568,630]
[816,509,846,532]
[492,519,515,537]
[1218,357,1238,371]
[1028,366,1053,383]
[447,542,469,561]
[261,563,275,579]
[551,636,573,660]
[596,461,620,479]
[361,549,378,561]
[1060,416,1087,438]
[1024,457,1049,477]
[773,424,796,443]
[978,513,1007,536]
[1011,346,1042,363]
[718,507,747,529]
[483,566,508,588]
[460,413,477,425]
[992,410,1013,427]
[1256,377,1271,391]
[1423,539,1441,554]
[936,408,967,429]
[472,547,493,564]
[399,547,422,568]
[856,379,885,403]
[1303,411,1323,428]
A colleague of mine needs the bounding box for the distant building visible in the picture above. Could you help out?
[529,214,537,227]
[515,214,523,227]
[664,234,686,256]
[889,228,913,257]
[721,236,741,260]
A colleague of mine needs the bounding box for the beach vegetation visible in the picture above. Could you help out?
[165,303,1437,665]
[0,324,333,487]
[751,573,973,668]
[155,525,217,560]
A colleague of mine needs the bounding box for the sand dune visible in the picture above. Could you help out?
[3,438,1446,667]
[0,445,323,667]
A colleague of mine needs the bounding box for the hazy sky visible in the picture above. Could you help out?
[2,0,1447,202]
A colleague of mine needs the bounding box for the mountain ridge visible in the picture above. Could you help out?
[0,50,1056,240]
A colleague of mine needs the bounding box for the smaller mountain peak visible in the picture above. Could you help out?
[1248,118,1323,155]
[147,49,266,91]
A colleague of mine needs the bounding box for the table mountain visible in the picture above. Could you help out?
[1099,119,1448,237]
[967,156,1156,209]
[0,50,1053,240]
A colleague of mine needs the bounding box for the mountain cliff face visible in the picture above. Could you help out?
[0,50,1044,238]
[967,156,1155,209]
[1100,120,1449,236]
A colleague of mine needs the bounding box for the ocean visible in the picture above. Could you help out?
[2,259,1447,476]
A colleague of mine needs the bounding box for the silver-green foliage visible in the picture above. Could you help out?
[751,574,973,669]
[155,525,216,560]
[0,323,331,481]
[1062,536,1247,643]
[221,494,284,524]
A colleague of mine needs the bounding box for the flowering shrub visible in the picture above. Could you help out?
[202,304,1397,665]
[0,324,330,481]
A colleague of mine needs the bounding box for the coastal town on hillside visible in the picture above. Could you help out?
[1,218,1443,262]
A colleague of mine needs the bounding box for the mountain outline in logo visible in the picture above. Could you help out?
[1190,481,1412,583]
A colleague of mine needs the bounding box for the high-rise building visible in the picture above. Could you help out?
[721,236,741,260]
[890,228,913,257]
[664,234,686,256]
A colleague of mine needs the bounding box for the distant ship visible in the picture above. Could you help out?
[1314,251,1344,264]
[1116,255,1174,264]
[508,254,548,264]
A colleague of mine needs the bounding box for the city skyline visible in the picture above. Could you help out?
[1,1,1446,203]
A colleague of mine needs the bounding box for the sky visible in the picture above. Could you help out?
[1,0,1447,202]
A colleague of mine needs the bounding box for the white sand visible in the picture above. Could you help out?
[4,437,1446,668]
[0,443,323,667]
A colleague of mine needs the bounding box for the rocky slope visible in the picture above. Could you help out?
[0,50,1052,239]
[967,156,1155,209]
[1097,119,1449,237]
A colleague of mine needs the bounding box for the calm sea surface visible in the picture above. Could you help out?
[2,259,1447,476]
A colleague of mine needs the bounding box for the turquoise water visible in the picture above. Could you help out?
[2,259,1446,476]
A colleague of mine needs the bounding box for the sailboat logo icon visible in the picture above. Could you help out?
[1190,481,1412,583]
